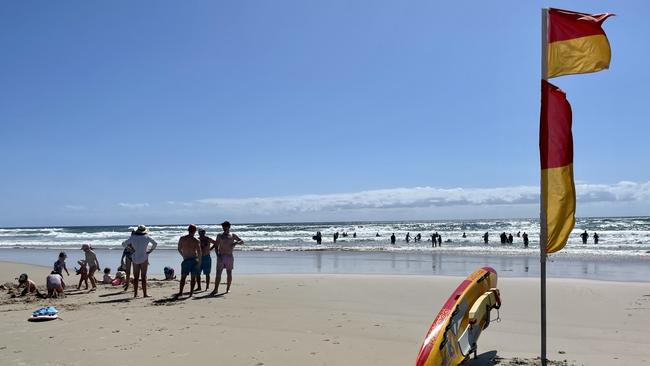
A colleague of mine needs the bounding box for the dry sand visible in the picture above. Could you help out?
[0,261,648,366]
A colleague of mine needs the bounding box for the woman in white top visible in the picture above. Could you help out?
[122,225,157,298]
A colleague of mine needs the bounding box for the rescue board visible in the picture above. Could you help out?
[415,267,501,366]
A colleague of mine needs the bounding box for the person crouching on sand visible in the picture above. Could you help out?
[81,244,100,290]
[176,224,201,297]
[211,221,244,295]
[102,267,113,284]
[17,273,43,297]
[46,271,65,298]
[121,224,158,298]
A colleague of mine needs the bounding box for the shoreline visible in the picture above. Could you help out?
[1,249,650,282]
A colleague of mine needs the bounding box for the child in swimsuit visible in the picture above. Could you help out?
[102,267,113,284]
[53,252,70,276]
[76,260,89,290]
[17,273,42,297]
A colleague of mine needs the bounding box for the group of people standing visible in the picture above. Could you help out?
[17,221,245,300]
[120,221,243,298]
[483,231,529,247]
[175,221,244,298]
[580,230,599,244]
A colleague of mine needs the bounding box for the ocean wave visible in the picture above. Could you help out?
[0,217,648,257]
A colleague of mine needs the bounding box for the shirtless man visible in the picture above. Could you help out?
[196,229,217,292]
[176,224,201,297]
[210,221,244,295]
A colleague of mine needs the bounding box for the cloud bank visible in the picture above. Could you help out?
[174,181,650,215]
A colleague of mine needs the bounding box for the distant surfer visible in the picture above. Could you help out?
[333,232,339,243]
[437,235,442,247]
[516,231,521,237]
[500,232,507,244]
[522,232,529,248]
[431,234,436,247]
[483,232,489,244]
[580,230,589,244]
[376,232,380,237]
[593,232,599,244]
[507,233,513,244]
[462,232,467,238]
[390,233,396,245]
[416,233,422,242]
[405,232,410,243]
[353,232,356,238]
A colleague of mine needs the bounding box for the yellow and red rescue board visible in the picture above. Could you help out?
[415,267,501,366]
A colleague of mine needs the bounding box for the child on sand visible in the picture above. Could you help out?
[76,260,89,290]
[102,267,113,284]
[17,273,42,297]
[53,252,70,276]
[112,271,126,286]
[46,271,65,298]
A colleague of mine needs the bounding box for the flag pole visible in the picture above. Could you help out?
[540,8,549,366]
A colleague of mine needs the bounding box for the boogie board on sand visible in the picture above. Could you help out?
[28,314,58,322]
[28,306,59,322]
[415,267,501,366]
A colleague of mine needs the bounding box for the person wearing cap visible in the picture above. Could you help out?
[210,221,244,295]
[196,229,217,292]
[81,244,100,290]
[176,224,201,297]
[17,273,42,297]
[121,225,158,298]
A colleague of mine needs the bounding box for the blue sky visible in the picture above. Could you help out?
[1,1,649,226]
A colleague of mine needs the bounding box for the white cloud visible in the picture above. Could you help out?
[118,202,150,209]
[63,205,85,211]
[175,181,650,215]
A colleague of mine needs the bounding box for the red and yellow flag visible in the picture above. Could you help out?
[540,80,575,254]
[547,8,614,79]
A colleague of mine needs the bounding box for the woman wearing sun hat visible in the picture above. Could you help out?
[121,225,158,298]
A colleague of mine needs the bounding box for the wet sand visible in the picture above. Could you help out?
[1,248,649,282]
[1,261,649,366]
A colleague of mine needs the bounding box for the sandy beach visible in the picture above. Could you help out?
[1,261,648,366]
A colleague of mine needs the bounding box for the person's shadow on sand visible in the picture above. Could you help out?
[193,292,224,300]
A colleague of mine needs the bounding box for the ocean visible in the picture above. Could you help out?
[1,216,649,258]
